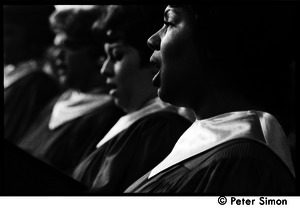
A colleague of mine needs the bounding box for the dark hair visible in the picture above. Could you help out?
[4,5,55,59]
[49,6,106,45]
[92,5,165,67]
[184,3,295,132]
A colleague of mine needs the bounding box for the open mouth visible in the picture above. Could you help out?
[150,57,161,70]
[56,66,68,76]
[105,82,118,95]
[106,82,117,90]
[55,59,68,75]
[152,71,161,88]
[151,67,160,77]
[150,57,161,88]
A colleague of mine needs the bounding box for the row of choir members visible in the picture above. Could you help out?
[3,5,194,193]
[3,4,295,194]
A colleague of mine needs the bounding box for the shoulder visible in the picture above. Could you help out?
[94,97,124,114]
[133,111,192,129]
[190,139,295,193]
[210,139,277,160]
[115,111,191,141]
[118,111,191,142]
[30,70,58,86]
[186,139,292,177]
[13,70,60,93]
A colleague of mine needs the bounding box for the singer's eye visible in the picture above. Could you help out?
[111,50,124,61]
[164,21,174,27]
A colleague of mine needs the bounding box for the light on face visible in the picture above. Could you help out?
[54,33,67,47]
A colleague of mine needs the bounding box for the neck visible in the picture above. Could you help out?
[123,66,158,114]
[125,92,157,114]
[193,89,259,120]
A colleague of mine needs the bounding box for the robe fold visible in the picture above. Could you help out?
[18,90,124,175]
[125,111,295,194]
[4,61,60,143]
[73,98,191,193]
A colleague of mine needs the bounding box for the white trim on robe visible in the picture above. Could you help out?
[149,111,295,178]
[4,60,39,89]
[49,89,112,130]
[96,97,178,149]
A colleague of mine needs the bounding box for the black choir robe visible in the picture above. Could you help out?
[17,93,124,175]
[73,111,191,193]
[125,139,295,194]
[4,67,60,144]
[125,111,295,194]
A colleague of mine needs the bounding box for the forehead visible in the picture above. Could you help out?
[165,5,197,28]
[165,5,196,18]
[165,5,186,16]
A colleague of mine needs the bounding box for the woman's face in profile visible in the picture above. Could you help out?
[148,6,203,108]
[101,41,143,111]
[54,32,100,89]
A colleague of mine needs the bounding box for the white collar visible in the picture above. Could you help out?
[49,89,112,130]
[149,111,295,178]
[4,60,39,89]
[96,97,178,149]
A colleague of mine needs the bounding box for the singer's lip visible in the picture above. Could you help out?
[152,70,161,88]
[150,57,161,69]
[151,67,160,76]
[56,64,68,75]
[106,82,118,96]
[106,81,117,90]
[57,68,67,76]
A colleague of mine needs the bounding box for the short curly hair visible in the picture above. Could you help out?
[92,5,166,67]
[49,6,106,44]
